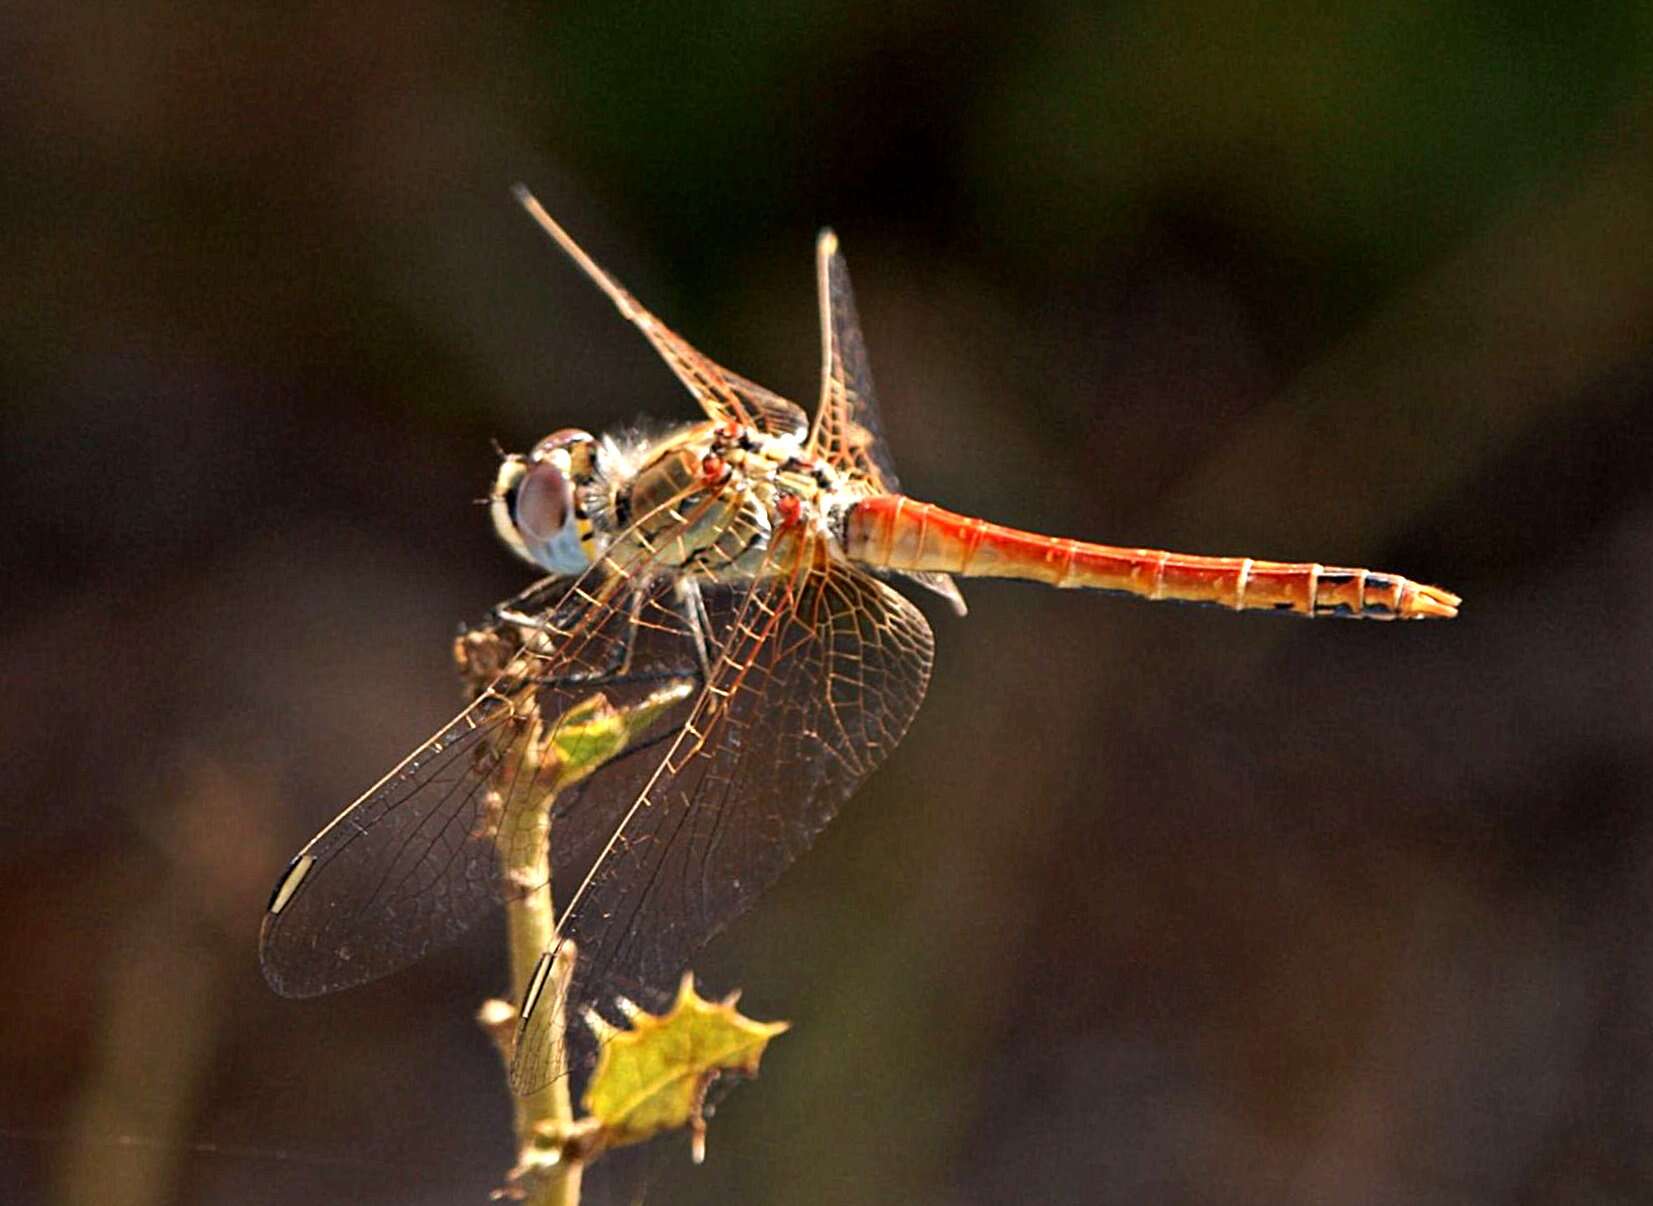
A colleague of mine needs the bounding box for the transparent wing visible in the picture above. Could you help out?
[257,564,704,998]
[808,229,906,491]
[258,470,729,997]
[510,555,935,1094]
[258,689,516,997]
[723,367,811,441]
[808,230,967,614]
[513,185,808,440]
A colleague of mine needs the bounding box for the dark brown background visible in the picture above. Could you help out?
[4,3,1652,1203]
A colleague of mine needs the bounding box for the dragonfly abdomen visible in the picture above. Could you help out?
[844,495,1459,620]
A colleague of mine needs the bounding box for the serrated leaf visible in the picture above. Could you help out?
[581,973,788,1155]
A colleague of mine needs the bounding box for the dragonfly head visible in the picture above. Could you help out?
[491,429,598,575]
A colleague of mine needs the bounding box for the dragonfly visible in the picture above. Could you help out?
[261,185,1460,1094]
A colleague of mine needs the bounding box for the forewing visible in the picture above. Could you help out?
[260,455,745,995]
[511,558,935,1094]
[258,566,708,998]
[514,185,808,440]
[259,689,521,997]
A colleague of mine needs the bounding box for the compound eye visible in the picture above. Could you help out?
[532,428,593,461]
[514,459,572,545]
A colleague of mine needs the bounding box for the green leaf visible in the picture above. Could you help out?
[581,973,789,1159]
[548,679,695,790]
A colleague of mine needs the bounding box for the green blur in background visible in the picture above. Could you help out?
[4,3,1653,1203]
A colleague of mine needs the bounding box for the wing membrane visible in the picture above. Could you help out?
[511,556,934,1093]
[808,229,905,492]
[259,692,515,997]
[258,568,704,998]
[258,477,724,997]
[808,230,967,614]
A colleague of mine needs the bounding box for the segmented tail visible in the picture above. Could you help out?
[844,495,1459,619]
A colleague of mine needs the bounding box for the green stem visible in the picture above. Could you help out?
[476,676,695,1204]
[504,760,581,1203]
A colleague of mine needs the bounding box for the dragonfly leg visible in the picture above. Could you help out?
[486,574,569,630]
[677,579,715,682]
[465,576,709,699]
[614,585,648,678]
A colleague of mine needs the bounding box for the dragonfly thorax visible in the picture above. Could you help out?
[600,419,854,582]
[497,418,855,583]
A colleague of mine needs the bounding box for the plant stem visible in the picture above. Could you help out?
[482,700,581,1206]
[469,666,695,1205]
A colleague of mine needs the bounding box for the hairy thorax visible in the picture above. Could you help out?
[593,420,857,582]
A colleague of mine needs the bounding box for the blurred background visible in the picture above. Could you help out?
[4,3,1652,1203]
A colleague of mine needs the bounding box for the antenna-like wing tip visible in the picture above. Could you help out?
[817,228,839,257]
[510,181,533,204]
